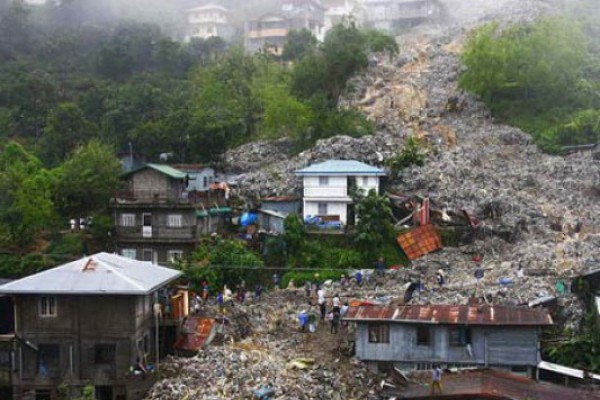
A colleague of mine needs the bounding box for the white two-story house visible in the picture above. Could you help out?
[295,160,386,225]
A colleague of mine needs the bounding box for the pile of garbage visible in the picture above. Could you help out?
[147,344,375,400]
[146,291,379,400]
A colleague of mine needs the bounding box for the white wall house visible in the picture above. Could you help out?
[295,160,386,225]
[186,3,235,41]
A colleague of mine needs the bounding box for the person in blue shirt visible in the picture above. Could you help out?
[217,292,224,314]
[355,271,363,287]
[375,257,386,276]
[298,311,308,332]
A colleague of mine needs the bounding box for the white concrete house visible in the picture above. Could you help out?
[295,160,386,225]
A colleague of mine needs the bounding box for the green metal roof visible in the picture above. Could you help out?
[196,207,232,218]
[121,163,187,179]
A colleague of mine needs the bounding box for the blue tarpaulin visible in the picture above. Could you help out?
[240,212,258,226]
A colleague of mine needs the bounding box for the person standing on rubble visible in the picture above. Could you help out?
[217,292,225,314]
[355,271,363,287]
[318,286,327,321]
[304,280,311,298]
[254,283,263,302]
[375,257,386,276]
[330,310,340,334]
[332,293,341,314]
[307,307,317,333]
[436,269,445,288]
[430,365,443,394]
[298,310,308,332]
[273,273,280,289]
[201,281,210,303]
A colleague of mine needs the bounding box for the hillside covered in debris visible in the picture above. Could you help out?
[224,0,598,309]
[146,0,600,398]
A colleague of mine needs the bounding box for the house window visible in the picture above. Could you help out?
[39,296,57,317]
[368,323,390,343]
[168,250,184,262]
[318,176,329,186]
[167,214,183,227]
[143,249,153,262]
[449,326,472,346]
[203,176,208,187]
[362,176,369,186]
[318,203,328,215]
[121,249,136,260]
[416,325,430,346]
[37,344,60,378]
[94,344,116,365]
[121,213,135,227]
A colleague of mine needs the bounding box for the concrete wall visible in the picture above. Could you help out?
[186,168,215,192]
[304,201,348,224]
[13,294,157,393]
[354,323,540,368]
[261,201,302,215]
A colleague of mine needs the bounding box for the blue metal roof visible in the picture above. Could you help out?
[295,160,386,176]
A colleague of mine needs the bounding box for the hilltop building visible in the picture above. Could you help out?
[362,0,440,31]
[295,160,385,226]
[185,3,235,41]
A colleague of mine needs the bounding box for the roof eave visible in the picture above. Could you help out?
[342,318,553,326]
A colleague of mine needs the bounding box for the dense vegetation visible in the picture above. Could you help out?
[0,1,396,165]
[0,0,397,273]
[459,0,600,152]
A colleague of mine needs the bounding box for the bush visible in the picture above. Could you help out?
[385,136,428,179]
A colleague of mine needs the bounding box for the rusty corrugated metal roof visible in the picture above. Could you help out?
[344,305,552,326]
[174,317,215,352]
[397,225,443,260]
[388,369,600,399]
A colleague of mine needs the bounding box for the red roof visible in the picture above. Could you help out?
[389,369,600,399]
[173,317,215,352]
[344,305,552,326]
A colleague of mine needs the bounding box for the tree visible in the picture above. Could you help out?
[41,102,96,165]
[0,142,57,252]
[353,190,394,262]
[460,18,586,106]
[364,28,398,57]
[53,140,121,221]
[188,239,264,289]
[282,29,317,62]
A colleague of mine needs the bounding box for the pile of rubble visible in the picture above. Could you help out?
[146,291,378,400]
[223,0,598,305]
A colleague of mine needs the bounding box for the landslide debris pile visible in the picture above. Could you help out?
[146,291,378,400]
[224,0,598,312]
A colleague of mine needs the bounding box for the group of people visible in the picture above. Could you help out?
[299,287,350,335]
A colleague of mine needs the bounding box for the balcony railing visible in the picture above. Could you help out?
[112,189,227,207]
[303,186,350,198]
[115,225,196,240]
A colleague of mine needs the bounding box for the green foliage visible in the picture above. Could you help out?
[353,190,395,262]
[553,109,600,146]
[47,233,84,257]
[460,18,586,105]
[546,309,600,372]
[385,136,428,178]
[42,102,96,165]
[282,29,317,62]
[459,15,599,150]
[282,214,306,256]
[188,238,264,290]
[281,270,344,289]
[364,29,399,57]
[0,141,58,252]
[53,140,121,219]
